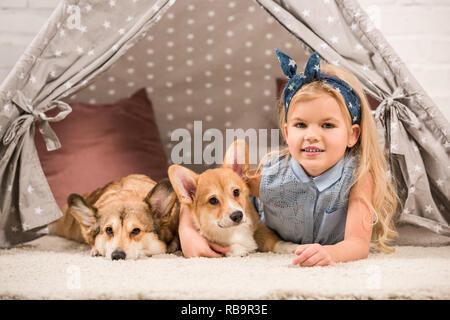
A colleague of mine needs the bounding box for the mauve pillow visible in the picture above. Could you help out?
[35,88,168,209]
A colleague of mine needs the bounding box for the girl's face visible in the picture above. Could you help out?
[284,94,360,177]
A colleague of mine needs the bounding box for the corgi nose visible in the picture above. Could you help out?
[230,211,243,223]
[111,249,126,260]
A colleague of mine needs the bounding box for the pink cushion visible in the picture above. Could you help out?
[35,88,168,209]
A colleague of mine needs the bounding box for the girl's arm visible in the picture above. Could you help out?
[324,172,374,262]
[294,173,374,266]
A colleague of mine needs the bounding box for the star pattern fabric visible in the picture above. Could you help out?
[0,0,448,248]
[72,0,305,171]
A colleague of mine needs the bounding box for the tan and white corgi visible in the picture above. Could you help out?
[49,174,180,260]
[50,141,297,259]
[167,140,298,256]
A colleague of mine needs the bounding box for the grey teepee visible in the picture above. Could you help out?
[0,0,448,248]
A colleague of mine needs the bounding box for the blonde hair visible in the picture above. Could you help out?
[254,60,399,253]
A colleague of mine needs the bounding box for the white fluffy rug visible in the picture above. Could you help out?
[1,225,449,300]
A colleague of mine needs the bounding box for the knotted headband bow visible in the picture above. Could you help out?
[275,49,361,125]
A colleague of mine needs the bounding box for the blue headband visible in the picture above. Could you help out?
[275,49,361,125]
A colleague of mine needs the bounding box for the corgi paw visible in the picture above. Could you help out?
[90,248,101,257]
[226,250,249,257]
[226,244,253,257]
[274,241,298,254]
[167,239,179,253]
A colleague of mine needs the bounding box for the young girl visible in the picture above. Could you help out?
[178,49,399,266]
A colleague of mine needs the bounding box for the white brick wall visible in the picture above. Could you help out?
[0,0,60,82]
[0,0,449,121]
[359,0,450,120]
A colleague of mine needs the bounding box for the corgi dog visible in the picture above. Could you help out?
[49,141,297,259]
[166,140,298,257]
[49,174,180,260]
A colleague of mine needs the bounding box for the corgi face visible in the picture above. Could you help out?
[194,168,250,229]
[67,194,166,260]
[169,140,252,231]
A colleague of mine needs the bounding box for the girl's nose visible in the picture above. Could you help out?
[305,135,319,142]
[304,127,319,141]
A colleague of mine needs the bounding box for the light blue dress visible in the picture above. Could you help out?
[254,152,358,245]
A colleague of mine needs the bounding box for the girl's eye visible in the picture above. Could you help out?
[131,228,141,236]
[233,189,240,197]
[106,227,114,236]
[209,197,219,205]
[323,123,335,129]
[295,122,306,128]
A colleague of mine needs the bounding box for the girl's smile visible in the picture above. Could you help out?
[284,94,360,177]
[301,146,324,157]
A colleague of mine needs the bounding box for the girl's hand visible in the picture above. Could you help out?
[292,243,334,267]
[178,204,229,258]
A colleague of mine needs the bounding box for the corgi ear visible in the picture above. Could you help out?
[145,179,177,218]
[67,194,99,246]
[168,165,198,204]
[223,139,249,177]
[67,194,97,229]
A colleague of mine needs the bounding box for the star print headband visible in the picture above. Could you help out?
[275,49,361,125]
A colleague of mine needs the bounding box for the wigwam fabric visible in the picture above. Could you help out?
[0,0,448,248]
[0,0,177,247]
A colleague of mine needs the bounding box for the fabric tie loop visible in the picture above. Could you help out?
[376,87,422,130]
[36,100,72,151]
[383,87,407,104]
[2,99,72,151]
[376,87,408,122]
[36,100,72,123]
